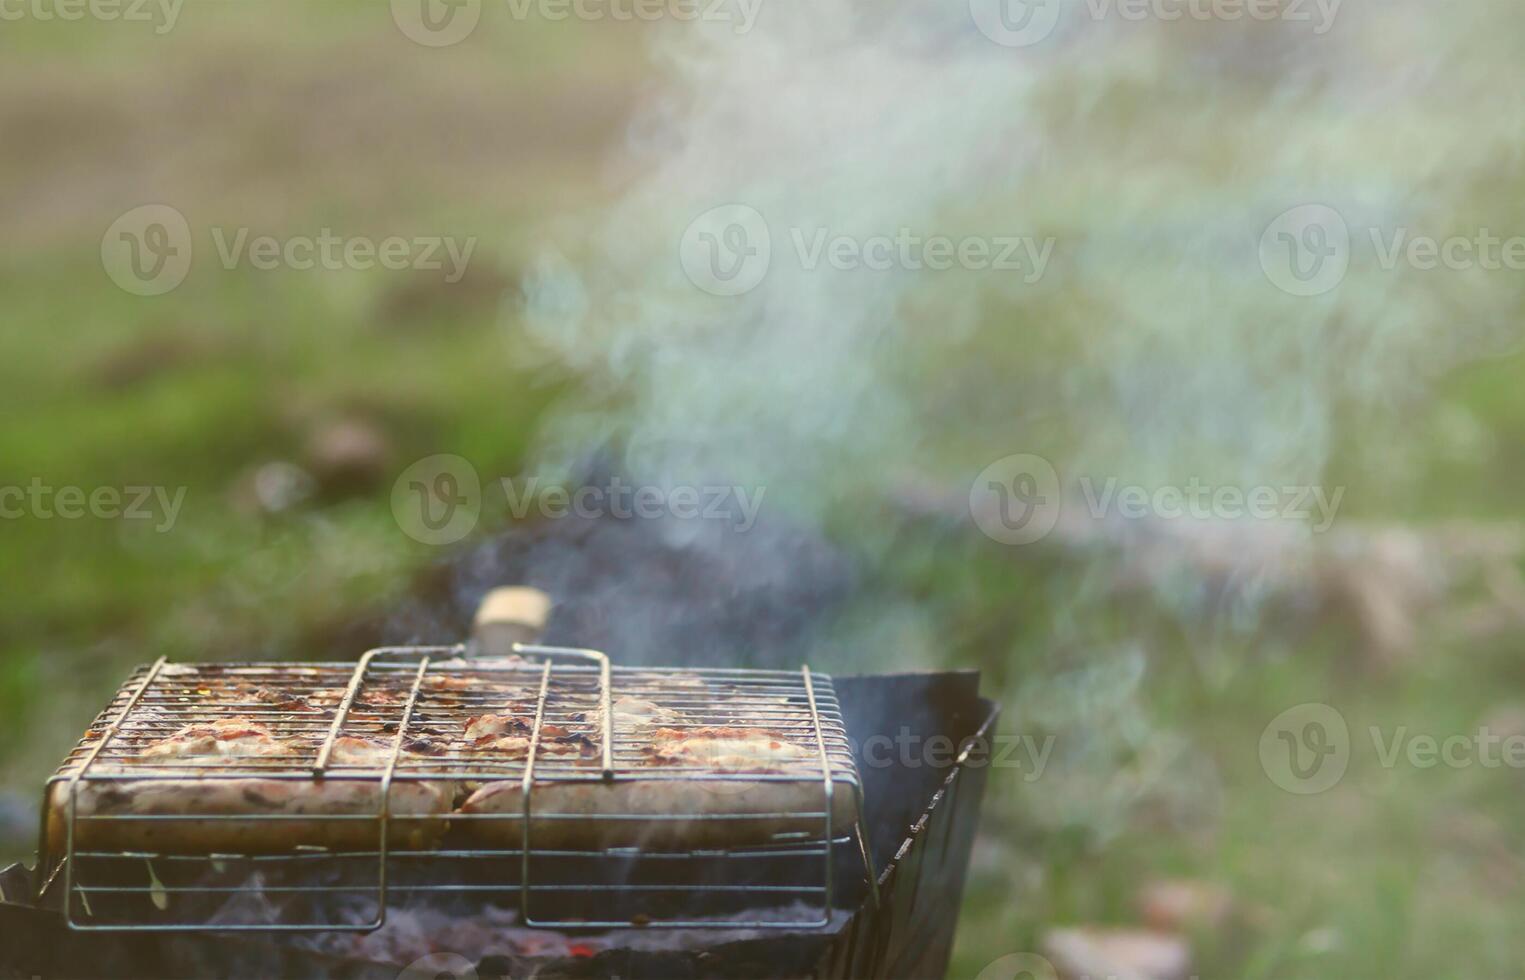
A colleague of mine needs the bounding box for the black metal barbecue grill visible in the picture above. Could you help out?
[1,565,998,979]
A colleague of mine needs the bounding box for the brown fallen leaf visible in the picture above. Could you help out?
[1137,878,1234,933]
[1042,927,1191,980]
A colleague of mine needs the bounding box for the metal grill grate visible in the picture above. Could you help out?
[38,646,873,932]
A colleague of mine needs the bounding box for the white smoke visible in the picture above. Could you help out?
[521,0,1524,518]
[521,6,1046,515]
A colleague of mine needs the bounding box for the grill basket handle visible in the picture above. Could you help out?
[470,586,551,656]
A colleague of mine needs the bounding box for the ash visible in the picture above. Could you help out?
[293,899,845,967]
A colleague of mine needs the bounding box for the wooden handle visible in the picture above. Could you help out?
[472,587,551,656]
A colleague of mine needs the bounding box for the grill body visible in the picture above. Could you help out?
[2,671,996,979]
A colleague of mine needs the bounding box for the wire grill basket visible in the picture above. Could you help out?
[37,645,875,932]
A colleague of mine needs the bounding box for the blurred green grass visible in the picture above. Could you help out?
[0,0,633,780]
[3,5,1525,979]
